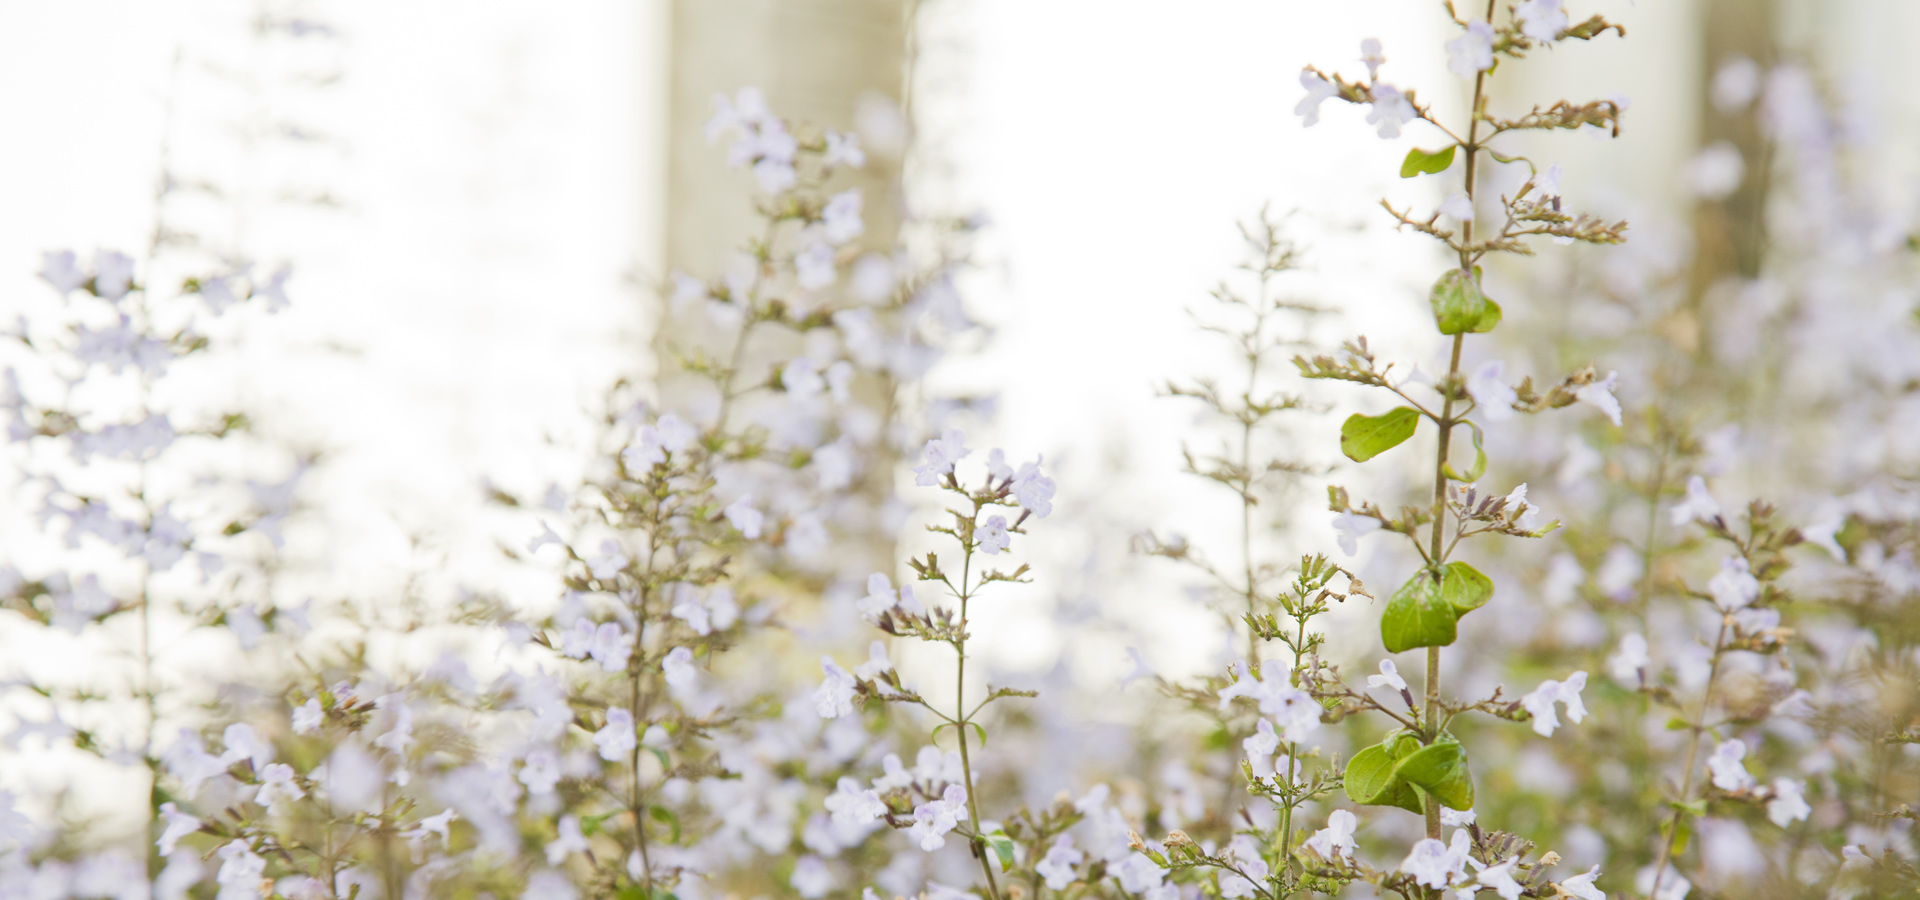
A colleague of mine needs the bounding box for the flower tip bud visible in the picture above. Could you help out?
[1540,851,1561,866]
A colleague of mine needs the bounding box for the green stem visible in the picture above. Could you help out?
[953,519,1003,900]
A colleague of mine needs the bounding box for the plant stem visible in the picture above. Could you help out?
[953,525,1003,900]
[1650,621,1731,896]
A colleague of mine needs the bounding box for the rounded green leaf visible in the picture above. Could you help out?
[1441,561,1494,613]
[1381,570,1459,653]
[1340,407,1421,463]
[1343,742,1424,814]
[1400,145,1457,178]
[1393,735,1475,811]
[1428,269,1501,336]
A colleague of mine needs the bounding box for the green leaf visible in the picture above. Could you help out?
[1340,407,1421,463]
[1428,269,1502,336]
[1393,736,1474,811]
[1400,145,1457,178]
[580,811,620,837]
[648,805,682,843]
[1343,743,1424,814]
[1442,421,1488,483]
[1440,561,1494,613]
[986,832,1017,868]
[1381,570,1459,653]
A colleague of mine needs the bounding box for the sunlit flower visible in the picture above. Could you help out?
[1516,0,1569,43]
[1446,21,1495,79]
[1366,83,1416,139]
[1305,809,1358,861]
[1296,70,1339,127]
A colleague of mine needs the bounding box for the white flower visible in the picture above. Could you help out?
[1012,457,1056,518]
[403,808,456,849]
[1305,809,1358,861]
[1767,778,1811,826]
[825,776,887,826]
[1712,57,1762,112]
[93,250,135,301]
[1800,512,1846,561]
[1296,69,1339,126]
[826,360,855,403]
[1533,163,1565,199]
[1606,633,1650,685]
[1368,659,1408,693]
[546,815,589,865]
[860,573,906,616]
[1360,38,1385,80]
[1556,865,1606,900]
[1112,854,1167,894]
[724,495,764,539]
[986,448,1014,481]
[527,520,565,554]
[1476,858,1524,900]
[784,357,826,398]
[590,622,631,672]
[256,763,304,810]
[1670,475,1720,527]
[1503,483,1540,529]
[1439,192,1474,221]
[907,785,969,851]
[1708,556,1760,611]
[1521,671,1589,737]
[792,855,834,899]
[1467,361,1517,421]
[1446,21,1495,79]
[1688,141,1745,200]
[1244,718,1281,761]
[854,640,893,680]
[1707,738,1755,792]
[595,708,637,761]
[912,429,971,486]
[1036,835,1085,890]
[1516,0,1569,43]
[215,840,267,900]
[824,129,866,168]
[291,698,323,735]
[1573,370,1622,426]
[815,657,857,719]
[1331,512,1383,556]
[1219,835,1271,898]
[1635,865,1689,900]
[519,749,561,796]
[157,803,201,855]
[1366,84,1416,139]
[661,646,697,688]
[220,723,275,769]
[1440,807,1476,827]
[978,515,1011,555]
[796,242,838,290]
[1400,830,1471,889]
[39,250,85,295]
[588,540,628,581]
[823,190,865,245]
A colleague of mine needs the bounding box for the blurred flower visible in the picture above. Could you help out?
[1516,0,1569,43]
[1296,70,1338,127]
[1366,84,1415,139]
[1446,22,1495,79]
[1708,738,1755,792]
[1468,360,1517,421]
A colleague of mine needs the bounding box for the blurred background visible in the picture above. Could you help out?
[2,0,1918,718]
